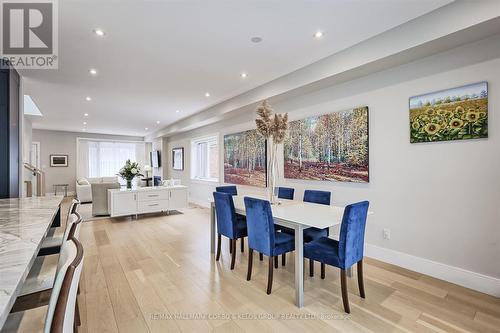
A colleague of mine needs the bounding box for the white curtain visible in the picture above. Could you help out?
[77,139,146,182]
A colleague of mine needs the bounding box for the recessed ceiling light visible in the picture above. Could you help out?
[89,68,97,75]
[84,113,89,117]
[176,110,180,113]
[85,96,92,101]
[93,29,105,36]
[83,121,87,125]
[241,72,248,78]
[156,120,160,124]
[251,36,262,43]
[145,127,148,130]
[314,31,324,39]
[205,92,210,97]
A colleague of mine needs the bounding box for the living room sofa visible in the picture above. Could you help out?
[76,176,119,203]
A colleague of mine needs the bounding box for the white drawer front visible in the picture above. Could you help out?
[137,199,168,213]
[137,191,169,202]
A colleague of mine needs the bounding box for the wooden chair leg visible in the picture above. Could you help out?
[282,253,286,266]
[267,257,274,294]
[357,260,366,298]
[259,253,263,261]
[229,238,232,254]
[247,249,254,280]
[230,239,236,270]
[340,269,350,313]
[240,237,244,253]
[321,263,326,279]
[309,259,314,277]
[75,298,81,326]
[216,233,222,261]
[274,256,278,268]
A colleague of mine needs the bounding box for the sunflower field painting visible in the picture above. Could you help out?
[409,82,488,143]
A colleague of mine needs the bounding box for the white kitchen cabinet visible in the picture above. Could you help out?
[108,185,188,218]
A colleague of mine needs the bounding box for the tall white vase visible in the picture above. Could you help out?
[267,139,279,204]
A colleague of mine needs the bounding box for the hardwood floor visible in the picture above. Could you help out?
[64,199,500,333]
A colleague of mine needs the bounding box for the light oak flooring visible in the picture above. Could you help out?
[63,199,500,333]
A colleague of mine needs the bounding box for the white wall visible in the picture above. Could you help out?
[32,130,144,194]
[164,36,500,294]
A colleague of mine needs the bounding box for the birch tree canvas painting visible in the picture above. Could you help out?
[224,129,267,187]
[284,106,369,183]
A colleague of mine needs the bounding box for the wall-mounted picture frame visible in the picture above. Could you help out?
[50,154,68,167]
[172,147,184,171]
[409,82,488,143]
[284,106,369,183]
[224,129,267,187]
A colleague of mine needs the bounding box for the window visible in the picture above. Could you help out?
[77,139,146,183]
[191,135,218,182]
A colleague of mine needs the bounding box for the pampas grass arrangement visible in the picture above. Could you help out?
[255,100,288,143]
[255,100,288,203]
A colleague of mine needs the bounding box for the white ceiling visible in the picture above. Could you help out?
[22,0,452,136]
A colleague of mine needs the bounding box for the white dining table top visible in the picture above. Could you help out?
[225,195,372,229]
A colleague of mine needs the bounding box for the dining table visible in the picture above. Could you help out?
[209,195,372,308]
[0,195,63,329]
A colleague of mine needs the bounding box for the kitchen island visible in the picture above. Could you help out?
[0,195,63,329]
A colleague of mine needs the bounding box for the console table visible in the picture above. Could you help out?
[108,185,188,218]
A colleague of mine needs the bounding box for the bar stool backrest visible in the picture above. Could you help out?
[44,237,84,333]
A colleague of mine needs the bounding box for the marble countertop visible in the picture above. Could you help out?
[0,195,63,329]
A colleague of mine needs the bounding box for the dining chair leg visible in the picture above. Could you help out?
[309,259,314,277]
[247,249,254,280]
[282,253,286,266]
[75,298,81,326]
[274,256,278,268]
[267,257,274,295]
[229,238,232,254]
[357,260,366,298]
[340,269,350,313]
[216,233,222,261]
[321,263,326,279]
[259,253,263,261]
[230,239,236,270]
[240,237,244,253]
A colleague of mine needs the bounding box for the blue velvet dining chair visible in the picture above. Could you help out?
[277,187,295,200]
[304,201,369,313]
[276,186,295,265]
[244,197,295,294]
[303,190,332,276]
[282,189,331,274]
[216,185,248,252]
[216,185,238,196]
[213,192,248,269]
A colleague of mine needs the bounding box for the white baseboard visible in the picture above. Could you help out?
[365,244,500,297]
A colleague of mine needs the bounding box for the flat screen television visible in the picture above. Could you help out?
[151,150,161,168]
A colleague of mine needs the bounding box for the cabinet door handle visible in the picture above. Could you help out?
[148,203,159,207]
